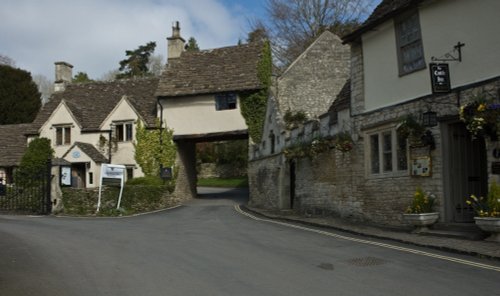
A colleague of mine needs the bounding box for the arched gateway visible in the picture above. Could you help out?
[155,23,266,199]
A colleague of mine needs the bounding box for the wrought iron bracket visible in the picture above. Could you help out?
[431,42,465,62]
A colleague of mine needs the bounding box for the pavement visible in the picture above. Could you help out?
[242,205,500,261]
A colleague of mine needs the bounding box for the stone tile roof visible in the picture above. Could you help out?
[0,124,31,166]
[155,42,264,97]
[28,77,159,134]
[328,79,351,113]
[343,0,423,42]
[63,142,108,163]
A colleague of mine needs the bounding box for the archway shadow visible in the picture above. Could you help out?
[196,187,249,205]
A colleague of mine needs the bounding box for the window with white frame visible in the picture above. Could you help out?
[114,122,133,142]
[395,10,425,76]
[368,128,408,175]
[55,125,71,146]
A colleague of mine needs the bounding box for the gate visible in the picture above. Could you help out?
[0,160,52,215]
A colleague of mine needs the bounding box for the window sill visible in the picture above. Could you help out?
[367,170,409,179]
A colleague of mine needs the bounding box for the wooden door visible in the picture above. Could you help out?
[447,123,487,222]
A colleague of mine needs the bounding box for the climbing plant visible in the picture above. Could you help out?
[134,120,176,177]
[240,41,272,143]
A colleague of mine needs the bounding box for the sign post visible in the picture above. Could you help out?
[97,164,125,212]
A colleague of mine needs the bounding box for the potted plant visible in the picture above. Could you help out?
[466,181,500,242]
[402,187,439,233]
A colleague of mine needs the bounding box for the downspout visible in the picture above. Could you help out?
[157,97,164,175]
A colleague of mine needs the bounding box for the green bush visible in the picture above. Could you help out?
[61,184,176,216]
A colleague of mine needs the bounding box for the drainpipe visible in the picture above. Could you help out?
[157,97,164,175]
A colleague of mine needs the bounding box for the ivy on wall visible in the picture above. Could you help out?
[240,41,272,143]
[134,120,176,177]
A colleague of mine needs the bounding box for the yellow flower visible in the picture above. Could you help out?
[466,200,471,205]
[477,103,486,112]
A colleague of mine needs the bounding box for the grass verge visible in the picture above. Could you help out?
[197,177,248,188]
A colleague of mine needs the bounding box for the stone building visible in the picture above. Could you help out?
[249,0,500,227]
[26,65,160,188]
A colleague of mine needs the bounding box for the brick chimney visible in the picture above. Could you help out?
[54,61,73,92]
[167,21,185,61]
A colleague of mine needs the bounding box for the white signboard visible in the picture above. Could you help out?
[97,164,126,212]
[60,166,72,186]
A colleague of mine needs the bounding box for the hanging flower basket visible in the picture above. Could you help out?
[459,100,500,140]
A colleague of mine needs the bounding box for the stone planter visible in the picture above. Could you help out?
[402,212,439,233]
[474,217,500,242]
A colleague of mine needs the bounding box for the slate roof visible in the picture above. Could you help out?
[28,77,159,134]
[0,124,31,167]
[342,0,423,43]
[328,79,351,113]
[155,42,264,97]
[63,142,108,163]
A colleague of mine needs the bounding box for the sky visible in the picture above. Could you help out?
[0,0,267,80]
[0,0,379,81]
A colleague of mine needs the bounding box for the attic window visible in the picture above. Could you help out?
[114,122,133,142]
[55,126,71,146]
[215,93,237,111]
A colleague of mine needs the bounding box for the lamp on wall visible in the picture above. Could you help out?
[422,111,438,127]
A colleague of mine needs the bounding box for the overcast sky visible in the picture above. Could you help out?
[0,0,266,80]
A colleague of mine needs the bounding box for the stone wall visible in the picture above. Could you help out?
[249,77,500,227]
[173,141,197,200]
[248,154,284,210]
[277,32,350,119]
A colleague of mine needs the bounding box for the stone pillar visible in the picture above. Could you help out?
[174,140,197,200]
[54,61,73,92]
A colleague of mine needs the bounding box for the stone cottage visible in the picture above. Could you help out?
[249,0,500,227]
[26,62,159,188]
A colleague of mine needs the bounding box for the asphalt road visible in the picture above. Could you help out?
[0,187,499,296]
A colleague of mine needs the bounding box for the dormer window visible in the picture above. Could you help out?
[55,126,71,146]
[215,93,237,111]
[395,10,425,76]
[114,122,133,142]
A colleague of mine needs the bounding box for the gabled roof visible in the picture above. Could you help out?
[28,77,159,134]
[342,0,423,43]
[328,79,351,113]
[155,42,265,97]
[63,142,108,163]
[0,124,31,167]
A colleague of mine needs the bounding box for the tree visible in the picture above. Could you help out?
[32,74,54,104]
[0,65,41,124]
[255,0,372,67]
[73,72,93,83]
[247,22,269,43]
[147,54,164,77]
[116,41,156,79]
[18,137,54,176]
[100,69,120,81]
[0,54,16,67]
[134,120,176,177]
[185,37,200,52]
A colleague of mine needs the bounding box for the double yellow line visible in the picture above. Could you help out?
[234,205,500,272]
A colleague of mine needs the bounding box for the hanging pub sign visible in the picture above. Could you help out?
[430,63,451,94]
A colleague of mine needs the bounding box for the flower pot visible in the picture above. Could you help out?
[402,212,439,233]
[474,217,500,242]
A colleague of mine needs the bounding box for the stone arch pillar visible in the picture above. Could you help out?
[174,140,197,200]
